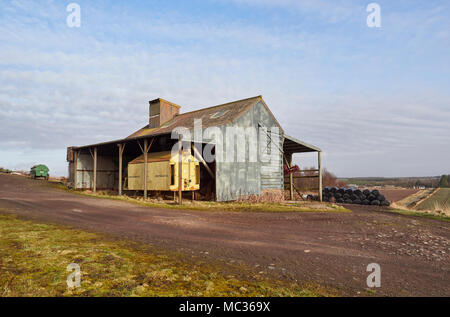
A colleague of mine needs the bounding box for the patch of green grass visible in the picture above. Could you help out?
[52,184,350,213]
[387,209,450,222]
[0,213,336,297]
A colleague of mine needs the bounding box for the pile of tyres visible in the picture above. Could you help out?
[322,187,390,206]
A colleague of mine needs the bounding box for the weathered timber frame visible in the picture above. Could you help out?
[283,134,323,202]
[117,143,126,195]
[178,137,183,205]
[89,147,98,193]
[192,143,215,179]
[68,97,323,203]
[137,138,155,200]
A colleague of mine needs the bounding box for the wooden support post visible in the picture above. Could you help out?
[73,150,78,189]
[118,144,122,196]
[118,143,125,196]
[318,151,322,202]
[138,138,154,200]
[178,137,183,205]
[93,147,97,193]
[288,153,294,201]
[192,143,215,179]
[144,139,148,200]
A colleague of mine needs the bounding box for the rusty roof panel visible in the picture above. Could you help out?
[127,95,263,139]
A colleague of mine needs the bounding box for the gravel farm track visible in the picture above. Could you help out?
[0,174,449,297]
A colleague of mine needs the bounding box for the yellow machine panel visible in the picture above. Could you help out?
[127,151,200,191]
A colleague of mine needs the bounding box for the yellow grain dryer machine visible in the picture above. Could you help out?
[127,151,200,192]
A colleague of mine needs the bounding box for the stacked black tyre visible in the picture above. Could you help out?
[322,187,390,206]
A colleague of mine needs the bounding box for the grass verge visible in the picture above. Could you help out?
[386,208,450,222]
[50,183,349,213]
[0,213,335,297]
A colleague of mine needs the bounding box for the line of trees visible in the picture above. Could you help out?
[439,175,450,188]
[338,177,440,188]
[0,167,12,173]
[285,167,346,191]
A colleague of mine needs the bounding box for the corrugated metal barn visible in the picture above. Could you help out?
[67,96,322,202]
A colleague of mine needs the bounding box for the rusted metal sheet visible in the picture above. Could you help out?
[215,100,284,201]
[66,147,74,162]
[70,96,284,151]
[127,96,267,139]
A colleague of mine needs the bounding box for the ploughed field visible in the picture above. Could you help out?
[379,189,421,203]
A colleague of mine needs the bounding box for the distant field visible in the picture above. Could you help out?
[379,189,420,202]
[416,188,450,211]
[339,176,439,188]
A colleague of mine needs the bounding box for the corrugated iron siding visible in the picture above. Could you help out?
[75,154,118,189]
[260,130,283,190]
[215,101,283,201]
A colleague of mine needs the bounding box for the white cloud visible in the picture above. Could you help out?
[0,0,449,177]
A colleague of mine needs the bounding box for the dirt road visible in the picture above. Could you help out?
[0,174,448,296]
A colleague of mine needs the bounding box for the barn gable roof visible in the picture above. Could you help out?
[70,95,322,153]
[126,95,283,139]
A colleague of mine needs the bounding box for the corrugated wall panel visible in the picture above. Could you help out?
[215,101,283,201]
[75,154,118,189]
[260,130,283,190]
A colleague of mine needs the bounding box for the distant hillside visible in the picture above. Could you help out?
[338,176,440,188]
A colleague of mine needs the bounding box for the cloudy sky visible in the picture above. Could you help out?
[0,0,449,177]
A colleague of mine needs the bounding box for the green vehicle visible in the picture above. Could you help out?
[30,164,49,180]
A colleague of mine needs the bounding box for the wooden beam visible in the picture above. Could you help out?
[137,140,144,154]
[143,139,148,200]
[318,151,322,202]
[288,175,319,179]
[192,143,215,179]
[283,152,305,201]
[73,150,78,189]
[118,143,125,195]
[178,137,182,205]
[138,138,154,200]
[289,154,294,201]
[118,144,122,195]
[93,147,97,193]
[284,185,320,191]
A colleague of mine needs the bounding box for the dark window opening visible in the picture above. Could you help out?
[195,165,200,185]
[170,164,175,186]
